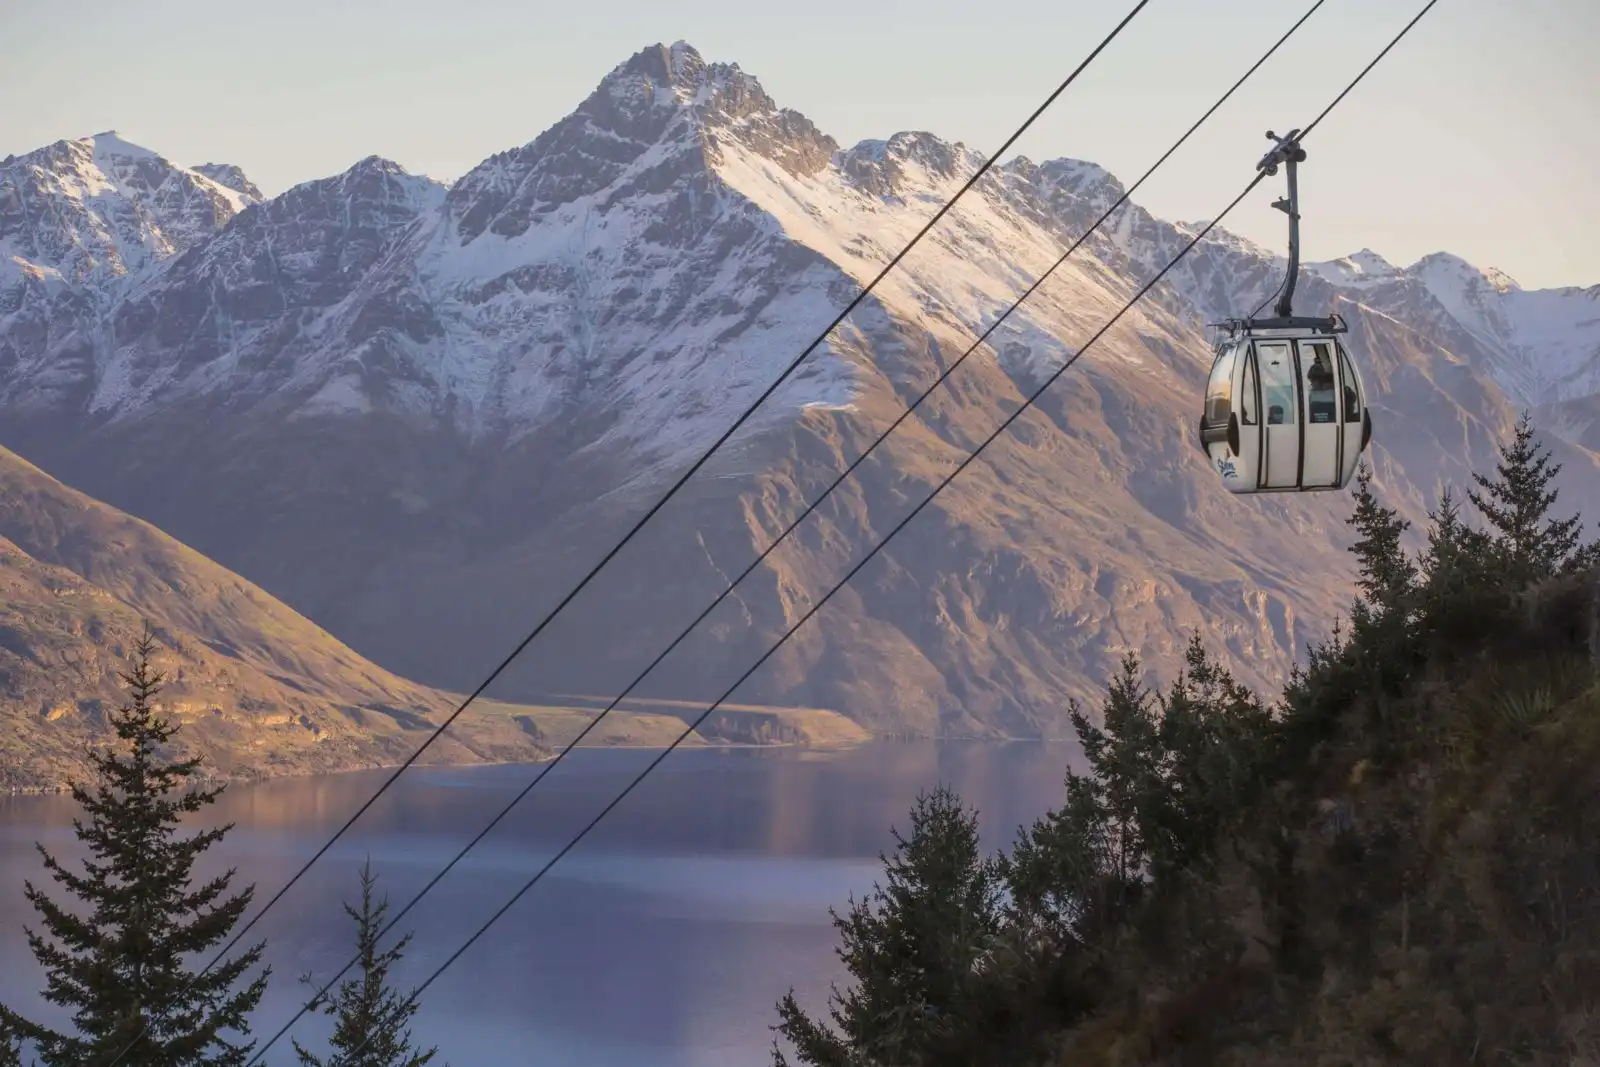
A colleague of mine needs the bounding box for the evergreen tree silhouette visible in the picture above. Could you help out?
[0,624,269,1067]
[292,860,441,1067]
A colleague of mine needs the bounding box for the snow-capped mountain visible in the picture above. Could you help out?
[1330,250,1600,407]
[191,162,263,201]
[83,155,448,418]
[0,131,255,289]
[2,42,1596,735]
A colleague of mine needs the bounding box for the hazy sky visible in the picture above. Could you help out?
[2,0,1595,288]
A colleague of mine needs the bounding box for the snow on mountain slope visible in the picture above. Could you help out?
[710,132,1142,385]
[372,41,863,460]
[1,153,445,416]
[0,132,266,411]
[6,47,1590,450]
[378,100,853,459]
[305,41,1186,463]
[0,132,255,289]
[0,41,1597,737]
[1305,248,1398,287]
[1405,252,1600,405]
[1263,246,1598,410]
[192,162,264,201]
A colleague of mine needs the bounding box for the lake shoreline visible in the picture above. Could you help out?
[2,733,1069,796]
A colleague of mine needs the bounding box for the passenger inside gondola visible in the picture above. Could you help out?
[1307,347,1336,422]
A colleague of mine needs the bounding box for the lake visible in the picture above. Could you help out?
[0,740,1081,1066]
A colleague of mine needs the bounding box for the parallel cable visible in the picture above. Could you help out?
[316,3,1443,1058]
[238,3,1332,1060]
[378,178,1266,1059]
[99,8,1156,1065]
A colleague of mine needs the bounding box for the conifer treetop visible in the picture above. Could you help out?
[1467,410,1594,582]
[0,623,269,1067]
[292,859,441,1067]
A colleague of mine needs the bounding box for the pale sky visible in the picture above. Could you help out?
[2,0,1595,289]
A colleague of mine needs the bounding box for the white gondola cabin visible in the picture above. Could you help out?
[1198,128,1374,495]
[1198,315,1371,494]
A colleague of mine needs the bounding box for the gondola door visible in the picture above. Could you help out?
[1337,342,1367,485]
[1297,338,1342,487]
[1255,340,1300,488]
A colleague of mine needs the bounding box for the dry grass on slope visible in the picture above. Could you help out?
[0,446,747,790]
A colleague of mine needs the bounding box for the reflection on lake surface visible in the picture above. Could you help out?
[0,741,1080,1066]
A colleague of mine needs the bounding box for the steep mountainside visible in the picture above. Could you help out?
[0,443,552,789]
[1,444,820,789]
[2,43,1597,738]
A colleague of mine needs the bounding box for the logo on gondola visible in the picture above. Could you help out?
[1217,457,1238,479]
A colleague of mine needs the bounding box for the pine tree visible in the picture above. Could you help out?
[1419,489,1477,587]
[292,861,440,1067]
[1067,654,1164,889]
[1148,635,1274,878]
[1347,462,1418,620]
[1031,642,1271,902]
[772,787,1004,1067]
[1344,463,1421,708]
[0,625,269,1067]
[1004,772,1112,942]
[1412,488,1506,651]
[1467,411,1596,584]
[1276,616,1356,769]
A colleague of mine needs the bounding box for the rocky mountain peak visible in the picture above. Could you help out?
[322,155,446,211]
[994,155,1130,224]
[193,162,263,201]
[836,132,985,198]
[1348,247,1396,273]
[0,131,252,293]
[1413,251,1523,296]
[596,40,796,128]
[601,40,713,101]
[89,152,450,413]
[1304,247,1399,288]
[445,41,836,244]
[1035,157,1126,208]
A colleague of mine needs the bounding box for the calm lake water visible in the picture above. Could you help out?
[0,741,1080,1066]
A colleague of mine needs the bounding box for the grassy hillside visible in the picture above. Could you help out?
[544,693,872,745]
[0,445,857,790]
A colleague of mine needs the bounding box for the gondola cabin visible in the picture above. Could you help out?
[1197,315,1371,494]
